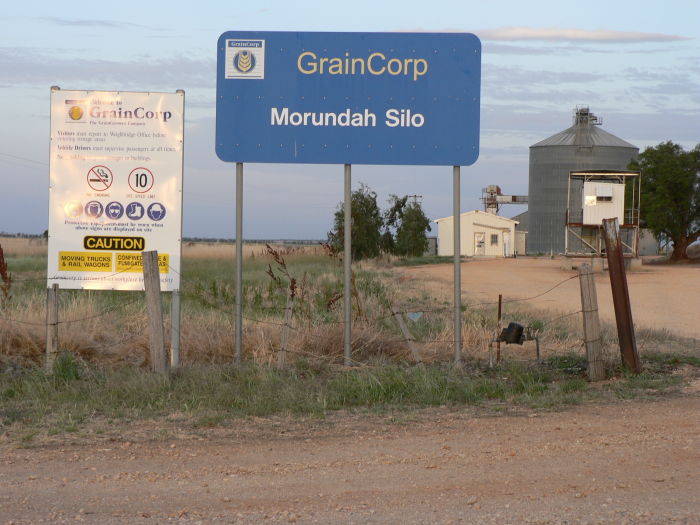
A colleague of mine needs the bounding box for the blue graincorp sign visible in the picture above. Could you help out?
[216,31,481,166]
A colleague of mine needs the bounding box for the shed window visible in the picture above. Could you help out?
[490,234,499,246]
[596,184,614,202]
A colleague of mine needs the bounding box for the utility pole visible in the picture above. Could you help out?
[406,194,423,205]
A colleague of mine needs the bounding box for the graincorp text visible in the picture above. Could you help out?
[89,106,173,122]
[297,52,428,81]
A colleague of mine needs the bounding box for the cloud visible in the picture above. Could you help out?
[0,47,214,89]
[476,27,690,43]
[602,111,700,147]
[484,43,608,55]
[40,16,164,31]
[481,64,605,106]
[484,64,605,85]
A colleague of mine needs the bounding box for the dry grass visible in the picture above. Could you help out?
[182,241,324,260]
[0,237,323,260]
[1,243,691,373]
[0,237,47,257]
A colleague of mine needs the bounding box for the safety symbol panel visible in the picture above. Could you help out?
[64,201,83,218]
[125,202,145,220]
[87,165,113,191]
[84,200,103,218]
[128,167,155,193]
[105,201,125,220]
[147,202,166,221]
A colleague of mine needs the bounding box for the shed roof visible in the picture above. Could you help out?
[434,210,519,224]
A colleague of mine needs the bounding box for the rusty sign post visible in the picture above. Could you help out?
[602,218,641,373]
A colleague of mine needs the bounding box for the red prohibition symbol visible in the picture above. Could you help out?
[128,167,155,193]
[87,165,113,191]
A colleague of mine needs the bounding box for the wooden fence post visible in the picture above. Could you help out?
[143,250,169,374]
[45,283,59,372]
[602,218,641,373]
[277,294,294,369]
[578,263,606,381]
[392,308,422,363]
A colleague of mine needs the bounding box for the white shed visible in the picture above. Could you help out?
[582,181,625,226]
[434,211,519,257]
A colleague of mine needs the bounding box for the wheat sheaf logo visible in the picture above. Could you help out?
[233,51,256,74]
[68,105,84,120]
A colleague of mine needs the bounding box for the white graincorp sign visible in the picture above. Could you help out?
[47,89,184,291]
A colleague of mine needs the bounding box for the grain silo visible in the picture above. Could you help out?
[527,107,638,254]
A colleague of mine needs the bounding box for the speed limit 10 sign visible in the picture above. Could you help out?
[128,167,155,193]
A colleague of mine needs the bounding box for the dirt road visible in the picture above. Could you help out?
[1,395,698,524]
[401,257,700,339]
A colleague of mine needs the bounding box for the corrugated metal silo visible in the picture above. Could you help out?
[528,107,638,254]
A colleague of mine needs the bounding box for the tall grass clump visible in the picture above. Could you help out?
[0,242,12,306]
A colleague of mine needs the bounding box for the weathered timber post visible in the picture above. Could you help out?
[45,283,59,372]
[143,250,169,374]
[578,263,606,381]
[392,308,422,363]
[602,218,641,373]
[277,293,295,369]
[170,290,181,369]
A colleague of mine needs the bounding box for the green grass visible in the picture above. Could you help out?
[642,351,700,368]
[4,254,47,273]
[394,255,470,266]
[2,351,697,441]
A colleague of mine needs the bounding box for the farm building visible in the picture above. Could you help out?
[434,210,519,257]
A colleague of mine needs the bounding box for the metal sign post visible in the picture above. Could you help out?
[344,164,352,366]
[235,162,244,364]
[453,166,462,363]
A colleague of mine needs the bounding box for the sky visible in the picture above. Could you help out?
[1,0,699,239]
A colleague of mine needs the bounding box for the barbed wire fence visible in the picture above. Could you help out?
[0,250,597,373]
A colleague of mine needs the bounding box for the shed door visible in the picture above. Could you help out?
[503,231,511,257]
[474,232,485,256]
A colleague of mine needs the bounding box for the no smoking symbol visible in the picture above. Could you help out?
[128,167,155,193]
[87,165,113,191]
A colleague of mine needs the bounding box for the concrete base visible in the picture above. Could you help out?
[562,257,606,272]
[563,256,641,272]
[626,257,643,271]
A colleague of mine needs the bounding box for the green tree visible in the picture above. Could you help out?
[327,183,384,260]
[384,195,432,257]
[395,200,432,256]
[629,141,700,261]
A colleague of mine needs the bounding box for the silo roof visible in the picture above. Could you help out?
[531,109,637,149]
[531,123,637,148]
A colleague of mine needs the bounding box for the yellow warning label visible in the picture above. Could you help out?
[84,235,145,251]
[116,253,169,273]
[59,251,113,272]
